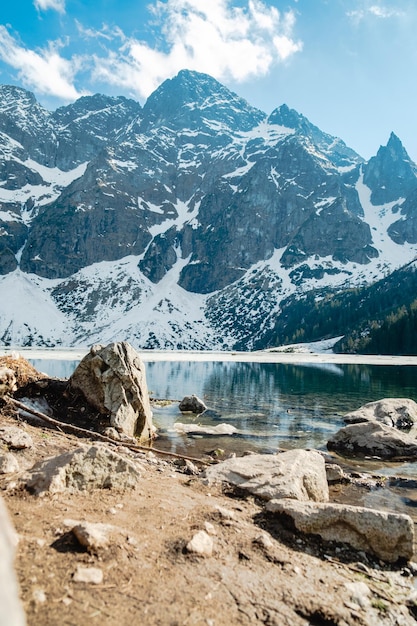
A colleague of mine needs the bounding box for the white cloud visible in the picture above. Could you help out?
[90,0,303,99]
[0,26,84,100]
[34,0,66,13]
[347,3,405,21]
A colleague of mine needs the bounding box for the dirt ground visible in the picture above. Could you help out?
[0,357,416,626]
[0,413,416,626]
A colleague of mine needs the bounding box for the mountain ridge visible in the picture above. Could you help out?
[0,70,416,350]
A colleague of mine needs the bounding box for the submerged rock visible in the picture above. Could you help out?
[203,449,329,502]
[68,342,153,441]
[174,422,237,436]
[266,498,414,563]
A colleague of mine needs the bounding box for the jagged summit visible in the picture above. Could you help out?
[364,132,417,204]
[141,69,264,132]
[268,103,363,168]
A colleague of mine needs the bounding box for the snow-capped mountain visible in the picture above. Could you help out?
[0,69,416,349]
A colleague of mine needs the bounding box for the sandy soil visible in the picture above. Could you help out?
[1,411,417,626]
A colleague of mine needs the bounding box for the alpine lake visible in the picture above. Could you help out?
[23,351,417,524]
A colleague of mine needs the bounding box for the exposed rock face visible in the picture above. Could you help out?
[265,499,414,563]
[363,132,417,205]
[0,497,26,625]
[1,71,417,350]
[68,342,153,441]
[343,398,417,431]
[327,421,417,459]
[25,444,141,495]
[203,450,329,502]
[388,186,417,244]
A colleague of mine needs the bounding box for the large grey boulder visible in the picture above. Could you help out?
[203,449,329,502]
[68,342,153,441]
[25,444,141,495]
[327,421,417,459]
[343,398,417,432]
[0,496,26,625]
[266,499,414,563]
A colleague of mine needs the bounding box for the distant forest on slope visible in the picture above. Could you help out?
[255,261,417,355]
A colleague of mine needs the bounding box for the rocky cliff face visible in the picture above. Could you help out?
[0,70,417,349]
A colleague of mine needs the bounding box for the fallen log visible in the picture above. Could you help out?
[5,396,211,466]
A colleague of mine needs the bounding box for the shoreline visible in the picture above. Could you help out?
[2,346,417,366]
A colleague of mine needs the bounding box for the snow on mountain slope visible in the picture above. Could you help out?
[0,270,71,346]
[0,70,417,349]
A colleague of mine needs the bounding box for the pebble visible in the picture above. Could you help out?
[186,531,214,557]
[253,534,274,549]
[73,566,103,584]
[214,506,235,520]
[344,581,371,609]
[204,521,217,535]
[0,453,19,474]
[0,426,33,450]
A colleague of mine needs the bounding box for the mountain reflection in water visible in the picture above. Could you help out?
[30,358,417,468]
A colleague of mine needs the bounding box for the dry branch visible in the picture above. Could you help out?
[5,396,211,466]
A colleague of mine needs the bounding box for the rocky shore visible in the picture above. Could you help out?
[0,346,417,625]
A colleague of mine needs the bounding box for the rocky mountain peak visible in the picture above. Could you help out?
[268,104,362,168]
[363,132,417,205]
[268,103,306,130]
[53,93,141,126]
[141,69,264,132]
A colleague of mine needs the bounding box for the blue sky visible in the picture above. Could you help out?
[0,0,416,161]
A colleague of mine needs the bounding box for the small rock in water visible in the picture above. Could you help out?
[179,394,207,414]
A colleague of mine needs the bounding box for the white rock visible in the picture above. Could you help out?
[0,453,19,474]
[214,506,235,520]
[203,521,217,535]
[25,444,141,495]
[266,499,414,563]
[174,422,238,436]
[70,521,113,550]
[328,421,417,460]
[73,566,103,584]
[186,531,214,557]
[0,426,33,450]
[204,449,329,502]
[344,581,371,609]
[344,398,417,430]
